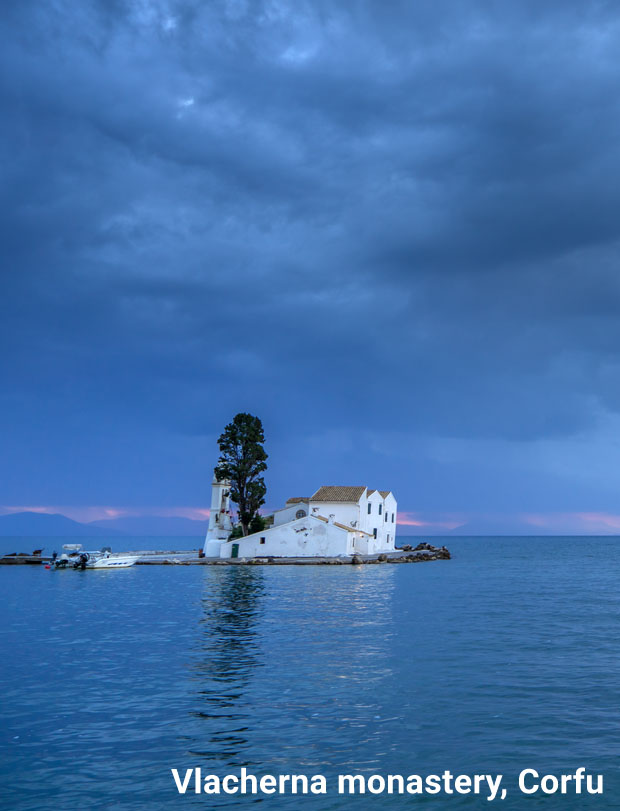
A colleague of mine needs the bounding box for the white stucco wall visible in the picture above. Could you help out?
[359,490,397,552]
[308,500,360,529]
[272,501,310,527]
[307,490,398,554]
[207,485,398,558]
[203,478,233,556]
[360,490,381,540]
[383,493,397,549]
[219,515,353,558]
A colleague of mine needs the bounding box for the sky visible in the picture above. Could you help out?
[2,1,620,533]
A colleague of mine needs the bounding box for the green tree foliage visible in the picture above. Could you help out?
[228,525,244,540]
[215,413,268,536]
[248,513,267,534]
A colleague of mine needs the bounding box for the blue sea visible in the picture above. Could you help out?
[1,536,619,809]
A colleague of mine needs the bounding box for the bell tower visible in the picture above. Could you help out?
[203,476,233,556]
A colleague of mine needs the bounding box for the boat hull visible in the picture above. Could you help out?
[50,549,139,569]
[87,556,139,569]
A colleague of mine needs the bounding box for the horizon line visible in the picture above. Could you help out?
[4,505,620,535]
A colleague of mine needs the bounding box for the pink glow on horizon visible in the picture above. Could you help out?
[521,512,620,532]
[5,505,620,533]
[2,504,458,529]
[397,511,462,530]
[574,512,620,530]
[520,513,550,528]
[2,505,54,515]
[103,508,126,518]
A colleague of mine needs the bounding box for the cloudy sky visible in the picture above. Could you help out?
[3,0,620,532]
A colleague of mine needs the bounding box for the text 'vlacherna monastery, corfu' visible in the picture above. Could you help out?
[204,481,397,559]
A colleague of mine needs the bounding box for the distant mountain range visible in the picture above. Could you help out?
[0,511,207,537]
[448,518,555,536]
[0,510,563,538]
[0,512,115,537]
[89,515,208,536]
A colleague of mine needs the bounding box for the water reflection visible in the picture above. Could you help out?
[185,565,398,776]
[252,567,398,774]
[188,567,265,764]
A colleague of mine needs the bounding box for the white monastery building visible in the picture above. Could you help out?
[203,476,234,557]
[203,482,397,559]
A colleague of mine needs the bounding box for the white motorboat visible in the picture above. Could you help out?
[48,544,139,570]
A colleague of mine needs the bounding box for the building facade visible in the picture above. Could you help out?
[203,476,234,557]
[309,486,397,554]
[203,483,397,559]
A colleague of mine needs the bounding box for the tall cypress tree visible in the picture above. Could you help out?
[214,413,268,536]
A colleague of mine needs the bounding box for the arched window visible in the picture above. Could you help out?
[296,509,307,519]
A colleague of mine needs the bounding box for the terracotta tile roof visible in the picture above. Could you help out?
[379,490,391,498]
[367,489,375,497]
[285,497,309,504]
[310,486,367,502]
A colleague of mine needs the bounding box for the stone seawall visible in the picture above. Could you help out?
[1,543,450,566]
[136,542,451,565]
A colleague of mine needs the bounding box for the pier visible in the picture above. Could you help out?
[0,543,450,566]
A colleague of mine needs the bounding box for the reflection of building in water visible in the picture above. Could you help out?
[251,567,399,774]
[187,566,399,777]
[262,565,397,687]
[189,568,264,763]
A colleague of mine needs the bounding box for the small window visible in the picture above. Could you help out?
[385,512,388,522]
[373,528,377,539]
[295,509,306,519]
[367,503,372,514]
[379,504,382,515]
[392,513,394,523]
[260,537,266,544]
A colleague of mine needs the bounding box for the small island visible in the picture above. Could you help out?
[194,413,451,565]
[1,414,450,567]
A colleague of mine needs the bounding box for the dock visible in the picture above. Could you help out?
[0,543,450,566]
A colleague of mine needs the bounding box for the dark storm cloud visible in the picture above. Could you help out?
[3,0,620,510]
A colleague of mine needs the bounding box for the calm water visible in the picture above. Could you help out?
[1,536,619,809]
